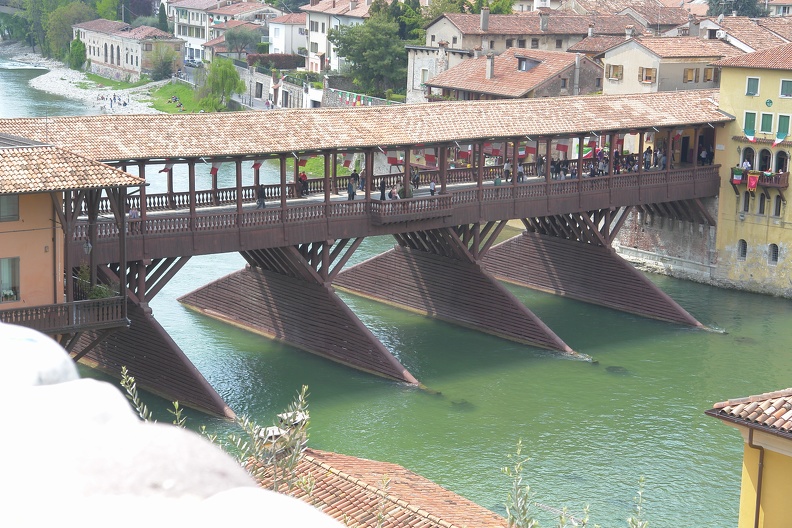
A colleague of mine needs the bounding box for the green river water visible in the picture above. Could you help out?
[4,57,791,527]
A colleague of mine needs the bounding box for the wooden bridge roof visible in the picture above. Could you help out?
[0,90,730,162]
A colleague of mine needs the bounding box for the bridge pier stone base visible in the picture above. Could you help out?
[335,245,578,356]
[483,232,702,327]
[178,267,418,384]
[73,301,234,418]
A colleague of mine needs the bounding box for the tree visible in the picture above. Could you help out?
[200,57,245,109]
[95,0,120,20]
[131,15,157,28]
[327,14,407,96]
[150,42,177,80]
[423,0,471,21]
[224,26,260,58]
[68,34,86,69]
[22,0,63,55]
[489,0,515,15]
[157,3,168,32]
[706,0,768,17]
[45,1,95,59]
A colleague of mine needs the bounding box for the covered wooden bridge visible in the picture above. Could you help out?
[0,89,731,417]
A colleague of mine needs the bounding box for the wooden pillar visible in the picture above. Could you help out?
[211,162,219,206]
[136,260,146,303]
[638,132,645,175]
[544,138,552,183]
[439,144,448,194]
[403,147,411,198]
[511,138,519,188]
[477,140,485,203]
[365,149,373,201]
[235,158,243,226]
[608,133,615,176]
[536,138,542,176]
[577,134,585,178]
[280,155,288,209]
[666,129,673,176]
[323,152,331,213]
[332,152,338,195]
[693,125,701,167]
[117,186,127,321]
[293,154,300,191]
[167,167,174,209]
[138,162,147,233]
[254,160,260,187]
[188,160,196,231]
[88,190,99,288]
[64,191,74,304]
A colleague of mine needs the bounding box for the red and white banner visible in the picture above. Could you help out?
[424,147,437,166]
[341,153,354,168]
[209,161,223,175]
[298,155,310,166]
[556,139,569,152]
[251,159,264,170]
[159,160,175,173]
[386,149,403,165]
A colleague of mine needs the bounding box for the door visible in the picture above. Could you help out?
[681,136,690,163]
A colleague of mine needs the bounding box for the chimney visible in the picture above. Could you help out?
[588,22,594,37]
[540,12,549,31]
[486,52,495,79]
[625,25,634,39]
[350,0,357,8]
[732,10,737,16]
[480,7,489,32]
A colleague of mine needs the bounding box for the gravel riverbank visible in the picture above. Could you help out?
[0,40,164,115]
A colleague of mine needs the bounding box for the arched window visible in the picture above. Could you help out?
[110,44,114,64]
[738,239,748,260]
[104,43,108,63]
[775,195,783,217]
[742,147,755,168]
[769,243,779,264]
[758,193,766,215]
[776,151,789,173]
[116,45,121,65]
[743,191,751,212]
[759,149,772,172]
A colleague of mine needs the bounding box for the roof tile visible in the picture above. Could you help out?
[708,387,792,438]
[711,42,792,70]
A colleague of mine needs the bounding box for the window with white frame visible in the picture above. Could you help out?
[605,64,623,80]
[0,257,19,302]
[778,114,791,136]
[638,67,656,83]
[781,79,792,97]
[746,77,759,96]
[760,113,773,134]
[744,111,757,133]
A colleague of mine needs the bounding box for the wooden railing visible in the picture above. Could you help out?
[74,165,719,240]
[731,168,789,189]
[0,298,126,334]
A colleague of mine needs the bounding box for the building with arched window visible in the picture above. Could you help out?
[712,43,792,296]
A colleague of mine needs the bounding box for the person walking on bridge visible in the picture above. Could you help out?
[256,184,266,209]
[380,178,387,200]
[347,180,356,201]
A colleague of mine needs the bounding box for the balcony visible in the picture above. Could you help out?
[0,298,128,335]
[731,168,789,199]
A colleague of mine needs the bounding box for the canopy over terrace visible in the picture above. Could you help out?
[0,90,731,163]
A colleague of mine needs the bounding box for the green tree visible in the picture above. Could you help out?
[423,0,472,21]
[157,3,168,32]
[95,0,120,20]
[706,0,768,17]
[131,15,157,27]
[224,26,260,58]
[489,0,515,15]
[22,0,63,55]
[200,57,245,109]
[68,34,86,69]
[45,1,95,59]
[327,14,407,96]
[150,42,177,80]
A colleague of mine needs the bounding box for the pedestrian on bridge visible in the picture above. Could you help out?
[347,180,356,201]
[429,179,436,196]
[256,184,266,209]
[380,178,387,200]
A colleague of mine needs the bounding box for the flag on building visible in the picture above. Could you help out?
[159,160,175,173]
[556,139,569,152]
[525,145,537,155]
[298,155,310,166]
[252,159,264,170]
[424,147,437,166]
[773,132,786,147]
[744,128,756,142]
[747,171,760,191]
[458,144,472,159]
[386,149,403,165]
[341,153,354,167]
[209,161,223,175]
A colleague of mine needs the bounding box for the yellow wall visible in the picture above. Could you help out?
[713,65,792,296]
[738,439,792,528]
[0,193,63,308]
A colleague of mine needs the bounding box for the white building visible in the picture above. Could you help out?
[269,12,307,55]
[169,0,218,61]
[299,0,375,73]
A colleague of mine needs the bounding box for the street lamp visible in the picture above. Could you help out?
[83,240,92,255]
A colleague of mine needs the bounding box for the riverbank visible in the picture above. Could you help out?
[0,40,162,115]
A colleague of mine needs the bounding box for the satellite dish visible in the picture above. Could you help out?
[717,13,724,23]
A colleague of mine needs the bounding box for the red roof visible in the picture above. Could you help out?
[73,19,172,40]
[707,388,792,439]
[271,12,306,25]
[439,12,645,37]
[711,42,792,71]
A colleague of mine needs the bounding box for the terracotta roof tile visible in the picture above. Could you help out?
[426,48,596,97]
[620,4,691,25]
[0,138,144,194]
[258,449,508,528]
[300,0,382,18]
[567,35,625,53]
[708,388,792,439]
[271,12,306,24]
[73,19,172,40]
[572,0,649,13]
[73,19,130,33]
[633,35,742,58]
[0,90,730,161]
[706,16,788,51]
[208,2,270,15]
[211,19,258,30]
[757,16,792,41]
[711,42,792,70]
[169,0,222,9]
[441,12,644,36]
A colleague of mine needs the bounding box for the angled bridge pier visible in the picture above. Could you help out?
[178,242,419,385]
[335,225,580,357]
[483,208,703,327]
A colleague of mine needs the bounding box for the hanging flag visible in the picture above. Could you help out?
[424,147,437,166]
[772,132,787,147]
[744,128,756,142]
[298,155,310,166]
[252,159,264,170]
[490,142,502,156]
[556,139,569,152]
[458,143,472,159]
[747,171,759,191]
[525,145,537,155]
[158,160,175,173]
[209,161,223,175]
[386,149,403,165]
[341,153,354,168]
[674,129,684,141]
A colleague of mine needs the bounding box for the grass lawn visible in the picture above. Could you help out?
[84,73,150,90]
[149,83,202,113]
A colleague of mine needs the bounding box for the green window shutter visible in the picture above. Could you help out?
[782,80,792,97]
[747,77,759,95]
[779,115,790,136]
[745,112,756,131]
[761,114,773,133]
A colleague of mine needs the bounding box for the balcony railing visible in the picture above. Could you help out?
[731,168,789,189]
[0,298,127,335]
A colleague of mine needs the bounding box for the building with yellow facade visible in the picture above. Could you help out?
[706,388,792,528]
[711,43,792,297]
